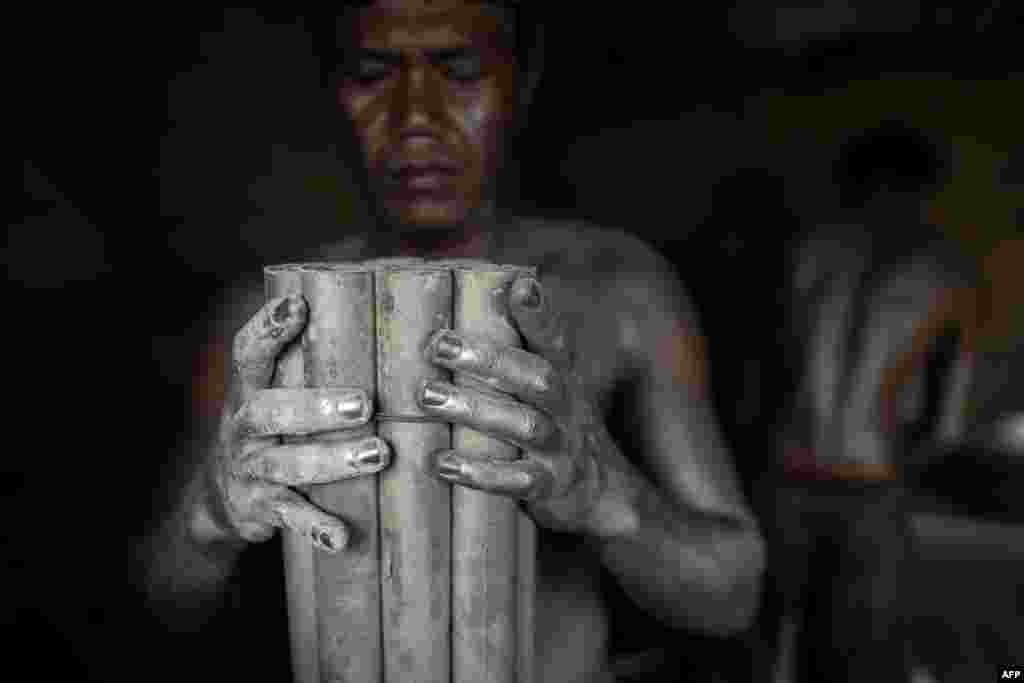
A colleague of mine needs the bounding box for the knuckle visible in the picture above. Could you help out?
[232,321,260,361]
[271,454,306,484]
[222,474,259,519]
[233,303,297,365]
[232,402,263,439]
[513,467,538,497]
[233,354,272,381]
[232,326,248,359]
[480,344,502,373]
[460,392,479,420]
[236,454,267,482]
[532,363,559,398]
[520,408,550,445]
[230,404,251,437]
[521,410,540,440]
[520,464,551,500]
[254,456,280,482]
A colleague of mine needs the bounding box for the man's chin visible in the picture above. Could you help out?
[389,200,465,229]
[382,201,468,237]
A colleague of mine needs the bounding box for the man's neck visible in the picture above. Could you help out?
[396,225,491,259]
[389,203,509,259]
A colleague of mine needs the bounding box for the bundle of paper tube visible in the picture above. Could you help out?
[265,258,537,683]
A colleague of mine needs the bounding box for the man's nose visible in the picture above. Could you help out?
[391,66,445,140]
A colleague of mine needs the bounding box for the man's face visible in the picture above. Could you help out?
[337,0,519,232]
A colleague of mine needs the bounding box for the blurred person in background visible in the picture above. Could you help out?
[751,120,1022,682]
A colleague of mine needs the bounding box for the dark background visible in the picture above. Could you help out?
[10,3,1021,680]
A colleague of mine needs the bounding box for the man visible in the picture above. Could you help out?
[145,2,764,681]
[752,123,984,683]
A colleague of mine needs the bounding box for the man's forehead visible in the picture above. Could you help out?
[345,1,508,50]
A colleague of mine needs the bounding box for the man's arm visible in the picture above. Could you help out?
[143,235,384,628]
[141,285,257,627]
[784,225,981,473]
[872,269,979,459]
[587,255,765,636]
[377,227,765,635]
[141,426,248,628]
[141,282,275,625]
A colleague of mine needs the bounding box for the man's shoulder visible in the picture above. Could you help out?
[502,217,697,358]
[502,217,676,284]
[792,222,977,296]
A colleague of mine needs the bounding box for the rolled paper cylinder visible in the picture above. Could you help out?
[266,259,536,683]
[429,258,493,270]
[451,264,538,683]
[518,503,536,683]
[265,265,319,683]
[376,265,453,683]
[364,256,427,269]
[299,264,381,683]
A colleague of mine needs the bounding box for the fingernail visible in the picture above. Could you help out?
[432,332,463,361]
[311,525,345,552]
[420,382,451,407]
[436,453,464,479]
[272,295,304,324]
[335,393,366,420]
[515,278,542,310]
[272,297,293,323]
[352,440,386,468]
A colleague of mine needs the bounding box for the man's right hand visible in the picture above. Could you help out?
[192,294,389,554]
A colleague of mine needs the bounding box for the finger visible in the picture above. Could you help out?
[239,436,390,485]
[233,294,307,399]
[508,277,572,364]
[233,387,372,438]
[417,380,561,451]
[268,488,350,553]
[428,450,574,500]
[424,329,563,408]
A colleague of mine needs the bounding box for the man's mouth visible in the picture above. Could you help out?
[384,158,459,194]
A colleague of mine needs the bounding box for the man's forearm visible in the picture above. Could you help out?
[587,457,764,636]
[141,456,245,629]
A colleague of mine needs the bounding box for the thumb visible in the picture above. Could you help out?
[509,276,571,364]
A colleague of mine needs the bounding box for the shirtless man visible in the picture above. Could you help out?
[146,3,764,680]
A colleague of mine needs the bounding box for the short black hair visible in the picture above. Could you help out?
[832,119,950,209]
[305,2,544,91]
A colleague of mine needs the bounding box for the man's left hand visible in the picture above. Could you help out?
[418,275,632,536]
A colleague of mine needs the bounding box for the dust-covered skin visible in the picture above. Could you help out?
[168,223,764,681]
[145,3,991,676]
[336,0,519,240]
[146,2,763,680]
[209,293,391,554]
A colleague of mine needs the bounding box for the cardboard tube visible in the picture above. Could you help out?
[365,257,426,268]
[451,264,537,683]
[517,512,536,683]
[265,265,319,683]
[300,264,381,683]
[376,265,453,683]
[269,259,537,683]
